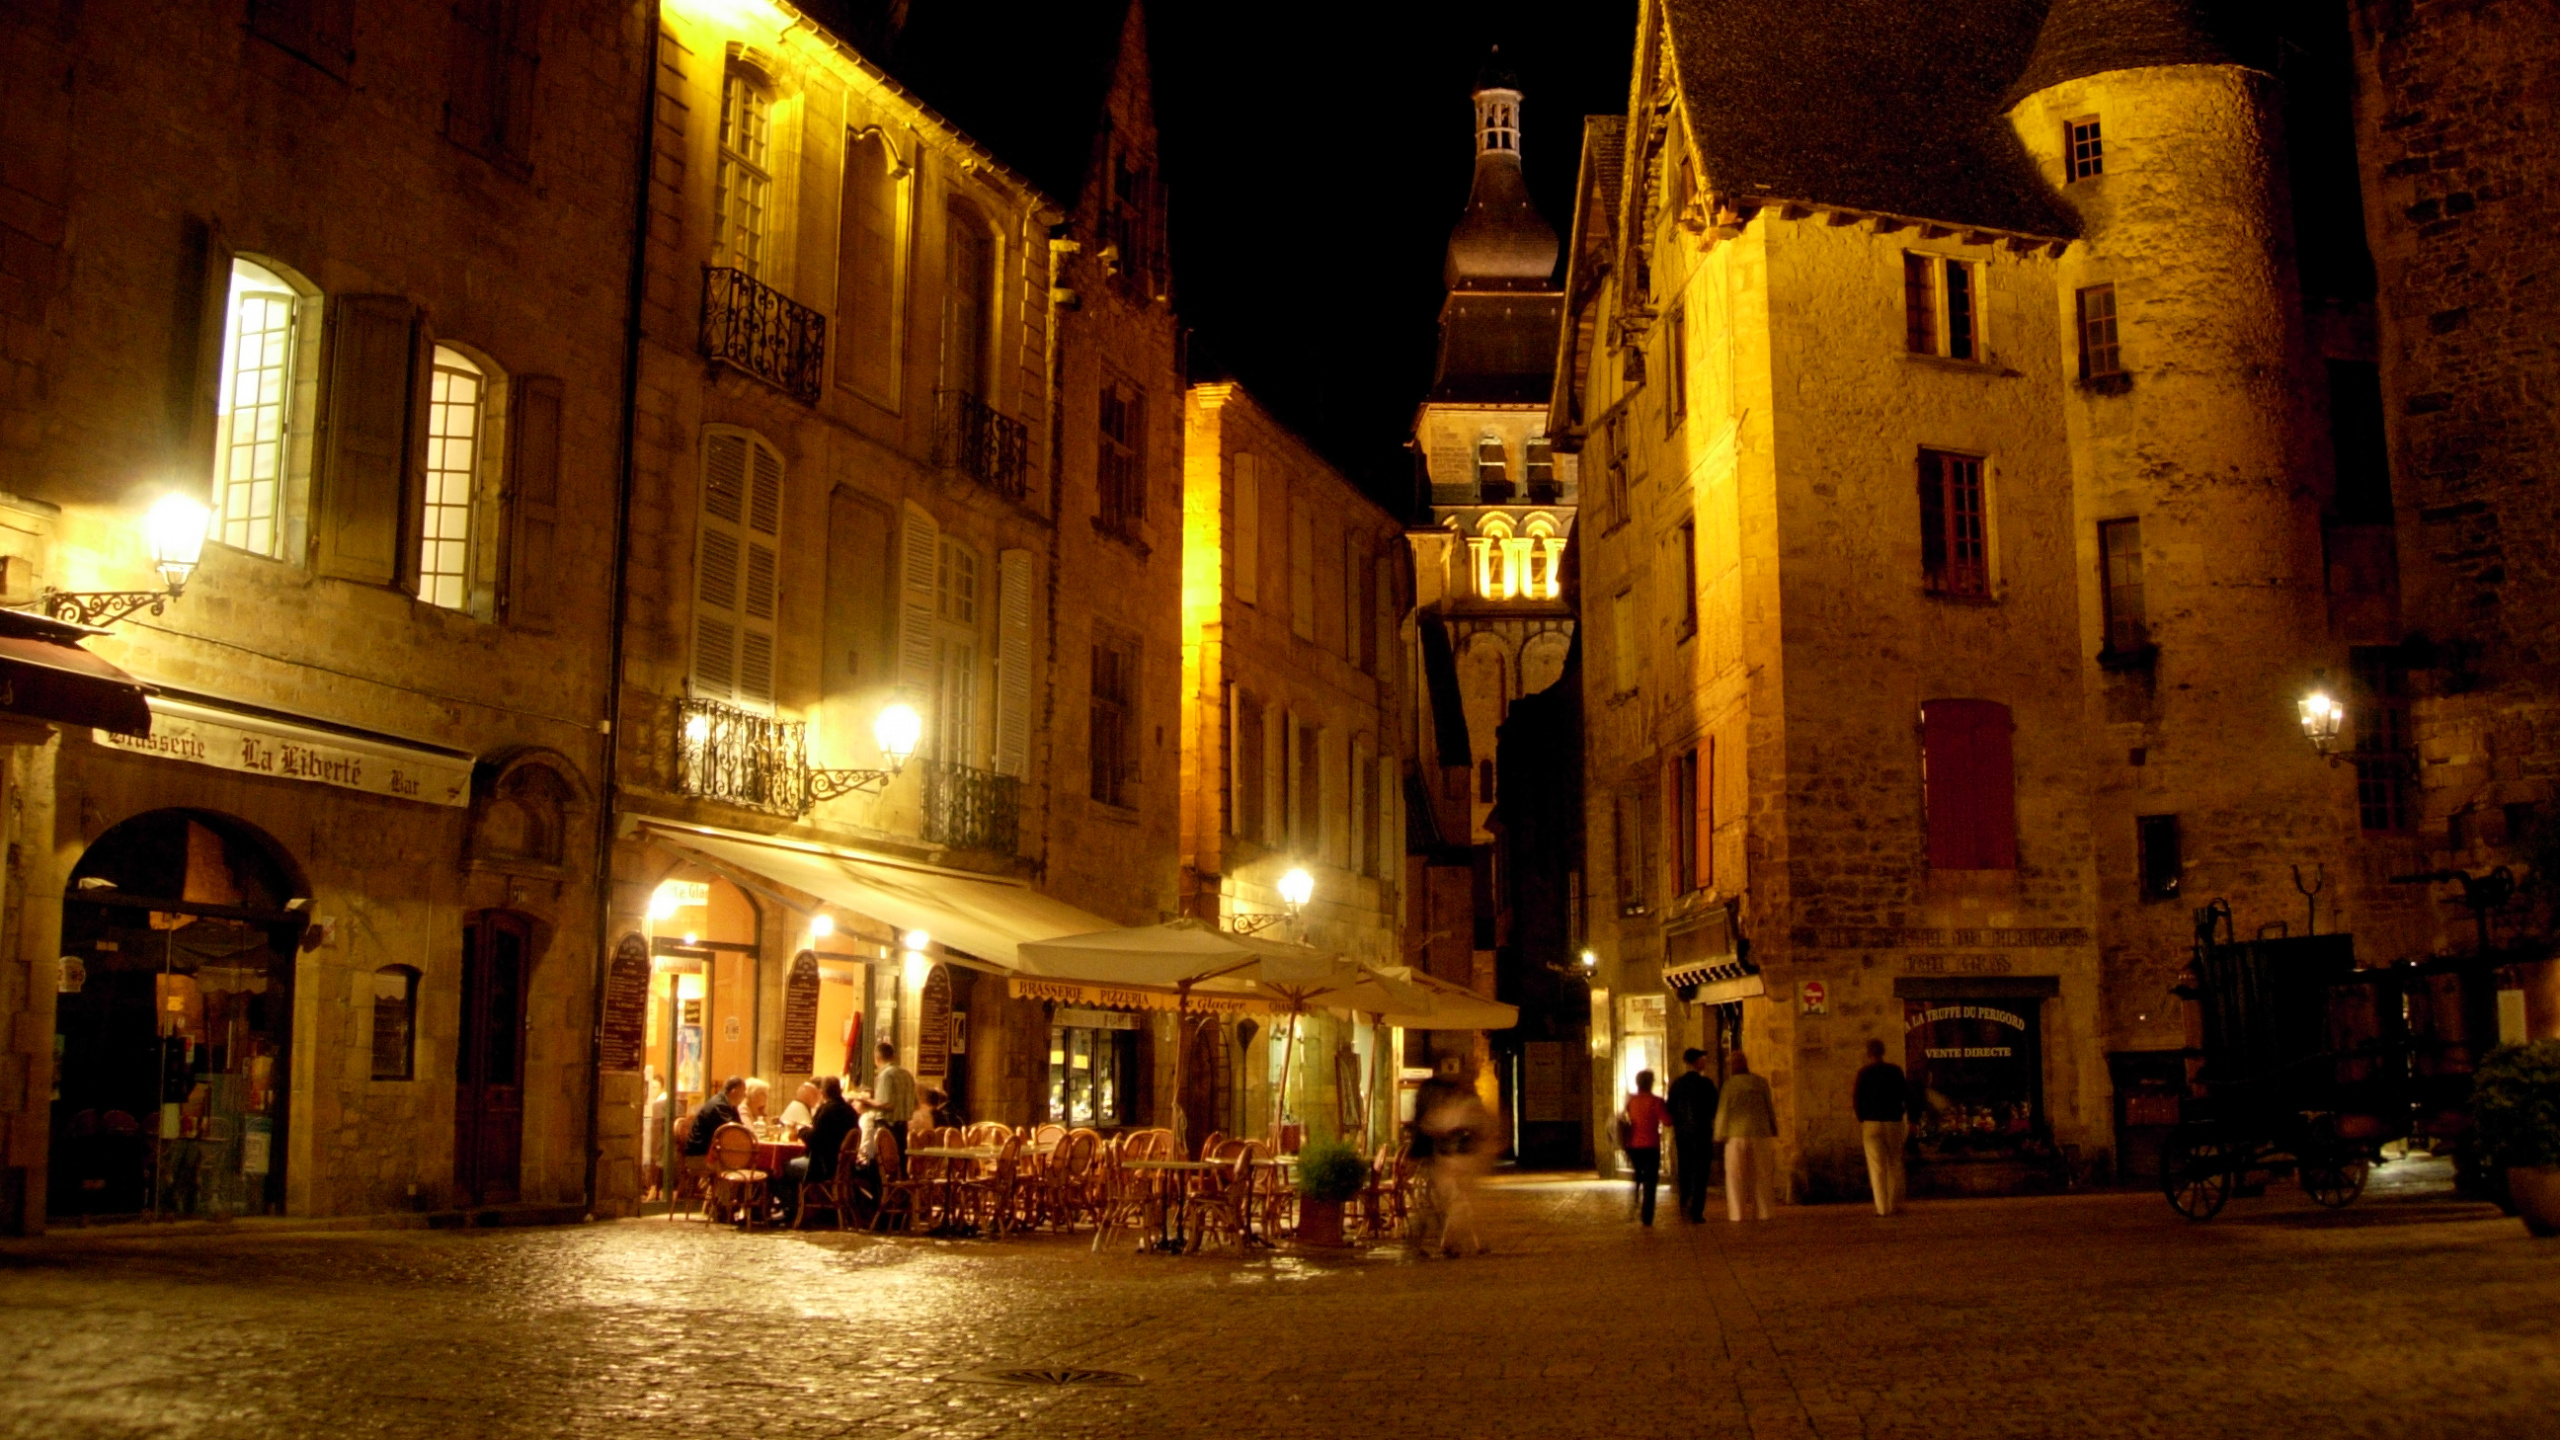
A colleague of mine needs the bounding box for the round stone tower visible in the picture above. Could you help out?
[2008,1,2354,1053]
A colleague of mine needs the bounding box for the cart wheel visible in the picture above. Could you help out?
[2161,1136,2233,1221]
[2301,1157,2369,1208]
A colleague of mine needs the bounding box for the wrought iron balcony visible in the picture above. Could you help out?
[674,698,811,817]
[934,388,1030,501]
[701,266,826,405]
[922,758,1020,855]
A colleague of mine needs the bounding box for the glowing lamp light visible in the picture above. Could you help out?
[900,929,932,953]
[1579,949,1599,972]
[2299,690,2346,758]
[810,914,834,939]
[873,702,923,772]
[1278,867,1315,912]
[647,884,683,922]
[681,931,699,947]
[146,493,211,592]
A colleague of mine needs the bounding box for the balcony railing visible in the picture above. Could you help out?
[934,388,1030,501]
[923,758,1020,855]
[702,266,826,405]
[674,698,810,817]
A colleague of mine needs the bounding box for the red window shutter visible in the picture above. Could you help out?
[1923,699,2017,870]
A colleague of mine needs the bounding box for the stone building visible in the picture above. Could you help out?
[1404,59,1583,1150]
[593,0,1183,1211]
[0,0,642,1231]
[2347,0,2560,1038]
[1555,0,2389,1199]
[1179,380,1412,1147]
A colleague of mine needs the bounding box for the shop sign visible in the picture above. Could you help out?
[1008,976,1273,1016]
[779,950,820,1076]
[1620,993,1666,1035]
[1907,953,2014,975]
[917,963,952,1078]
[96,697,470,807]
[1055,1006,1139,1030]
[1904,1000,2041,1156]
[1800,980,1828,1015]
[599,935,649,1073]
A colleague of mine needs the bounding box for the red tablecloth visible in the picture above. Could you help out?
[753,1141,805,1174]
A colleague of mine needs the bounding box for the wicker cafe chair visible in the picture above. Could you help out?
[1186,1141,1259,1254]
[960,1134,1026,1235]
[794,1128,866,1231]
[871,1130,929,1233]
[703,1123,770,1228]
[668,1115,712,1219]
[1031,1123,1068,1156]
[1089,1145,1157,1253]
[1198,1130,1228,1163]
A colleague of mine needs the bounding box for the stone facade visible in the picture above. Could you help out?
[0,0,641,1230]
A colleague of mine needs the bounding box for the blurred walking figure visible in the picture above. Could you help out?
[1667,1048,1720,1223]
[1620,1070,1670,1226]
[1715,1052,1777,1221]
[1853,1038,1915,1216]
[1410,1054,1490,1256]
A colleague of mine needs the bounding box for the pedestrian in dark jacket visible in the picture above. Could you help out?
[1666,1048,1720,1223]
[1853,1039,1915,1216]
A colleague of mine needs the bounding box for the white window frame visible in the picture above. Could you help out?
[212,259,306,560]
[716,68,774,278]
[417,344,486,611]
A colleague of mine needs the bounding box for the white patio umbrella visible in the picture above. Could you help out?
[1365,964,1519,1031]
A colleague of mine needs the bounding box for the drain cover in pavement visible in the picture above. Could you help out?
[968,1367,1143,1388]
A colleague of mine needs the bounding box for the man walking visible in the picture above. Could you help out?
[1666,1048,1720,1223]
[1714,1052,1777,1221]
[1853,1037,1915,1216]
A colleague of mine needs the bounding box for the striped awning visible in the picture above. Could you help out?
[1663,955,1764,1004]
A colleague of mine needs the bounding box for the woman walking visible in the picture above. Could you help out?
[1714,1052,1777,1221]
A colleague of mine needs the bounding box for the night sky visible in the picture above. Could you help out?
[1149,1,1639,510]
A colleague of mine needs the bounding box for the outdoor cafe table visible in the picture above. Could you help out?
[1123,1158,1223,1252]
[907,1146,1000,1235]
[752,1139,805,1175]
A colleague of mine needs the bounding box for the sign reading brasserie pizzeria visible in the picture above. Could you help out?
[1007,976,1273,1016]
[97,697,470,807]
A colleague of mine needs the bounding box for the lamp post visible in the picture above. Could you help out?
[38,493,211,627]
[806,701,923,801]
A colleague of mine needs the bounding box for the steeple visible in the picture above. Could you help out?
[1443,48,1559,292]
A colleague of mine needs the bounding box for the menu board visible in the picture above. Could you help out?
[599,935,650,1073]
[779,950,821,1076]
[917,963,953,1078]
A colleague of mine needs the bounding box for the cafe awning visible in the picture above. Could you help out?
[642,822,1123,969]
[0,609,152,737]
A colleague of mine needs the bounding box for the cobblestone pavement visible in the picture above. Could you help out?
[2,1157,2555,1439]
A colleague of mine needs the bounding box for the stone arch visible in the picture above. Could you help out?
[1521,630,1573,697]
[467,747,592,875]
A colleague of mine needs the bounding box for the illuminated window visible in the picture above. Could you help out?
[1480,99,1517,154]
[417,346,484,610]
[212,259,302,559]
[2067,116,2104,181]
[716,69,773,276]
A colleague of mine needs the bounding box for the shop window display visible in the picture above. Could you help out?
[1903,998,2043,1159]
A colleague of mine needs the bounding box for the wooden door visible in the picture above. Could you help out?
[455,911,532,1206]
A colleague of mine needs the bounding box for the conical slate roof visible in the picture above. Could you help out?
[1445,153,1559,290]
[2007,0,2254,104]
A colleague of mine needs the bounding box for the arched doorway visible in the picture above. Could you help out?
[455,910,536,1206]
[51,810,306,1220]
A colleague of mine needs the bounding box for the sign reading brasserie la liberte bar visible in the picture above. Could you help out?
[96,697,471,807]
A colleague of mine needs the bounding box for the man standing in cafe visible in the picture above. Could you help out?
[862,1041,920,1147]
[1666,1048,1720,1223]
[1853,1037,1916,1216]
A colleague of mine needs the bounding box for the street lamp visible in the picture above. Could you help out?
[2299,689,2347,763]
[806,700,923,802]
[39,492,212,627]
[1230,866,1315,936]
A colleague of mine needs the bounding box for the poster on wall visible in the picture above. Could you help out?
[917,964,953,1078]
[779,950,820,1076]
[600,935,650,1073]
[1904,999,2042,1158]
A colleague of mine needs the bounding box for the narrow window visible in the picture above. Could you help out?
[715,69,773,277]
[1089,628,1138,807]
[2351,649,2414,832]
[1106,144,1159,297]
[2098,517,2146,653]
[1665,299,1688,431]
[1475,434,1510,495]
[212,259,302,559]
[1610,588,1639,693]
[1524,435,1556,494]
[1944,261,1976,361]
[1671,748,1700,894]
[2067,116,2104,181]
[1703,737,1717,891]
[1097,375,1146,533]
[1921,698,2018,870]
[1613,789,1646,913]
[1231,453,1261,605]
[837,130,903,402]
[1603,409,1631,527]
[444,0,539,169]
[1296,721,1321,850]
[1903,253,1937,355]
[371,965,420,1081]
[1344,533,1371,669]
[693,431,783,708]
[2326,361,2394,523]
[2137,815,2181,900]
[418,346,485,611]
[2078,284,2123,379]
[1478,758,1497,804]
[1677,516,1700,637]
[1289,496,1315,641]
[1232,691,1265,839]
[1918,450,1990,598]
[941,204,994,399]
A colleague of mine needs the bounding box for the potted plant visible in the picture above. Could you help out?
[1291,1135,1369,1247]
[2473,1040,2560,1236]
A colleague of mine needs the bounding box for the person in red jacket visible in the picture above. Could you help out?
[1620,1070,1671,1226]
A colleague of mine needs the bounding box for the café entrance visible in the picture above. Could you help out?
[49,809,306,1220]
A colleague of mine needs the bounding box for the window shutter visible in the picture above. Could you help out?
[692,431,750,702]
[1225,683,1241,838]
[505,374,564,632]
[499,0,542,168]
[737,440,782,708]
[994,547,1034,777]
[180,220,233,486]
[1289,498,1315,641]
[317,295,422,585]
[1375,555,1397,679]
[1917,452,1947,579]
[897,500,941,699]
[444,0,498,153]
[1231,453,1258,604]
[1922,698,2018,870]
[1350,738,1371,874]
[1344,533,1365,664]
